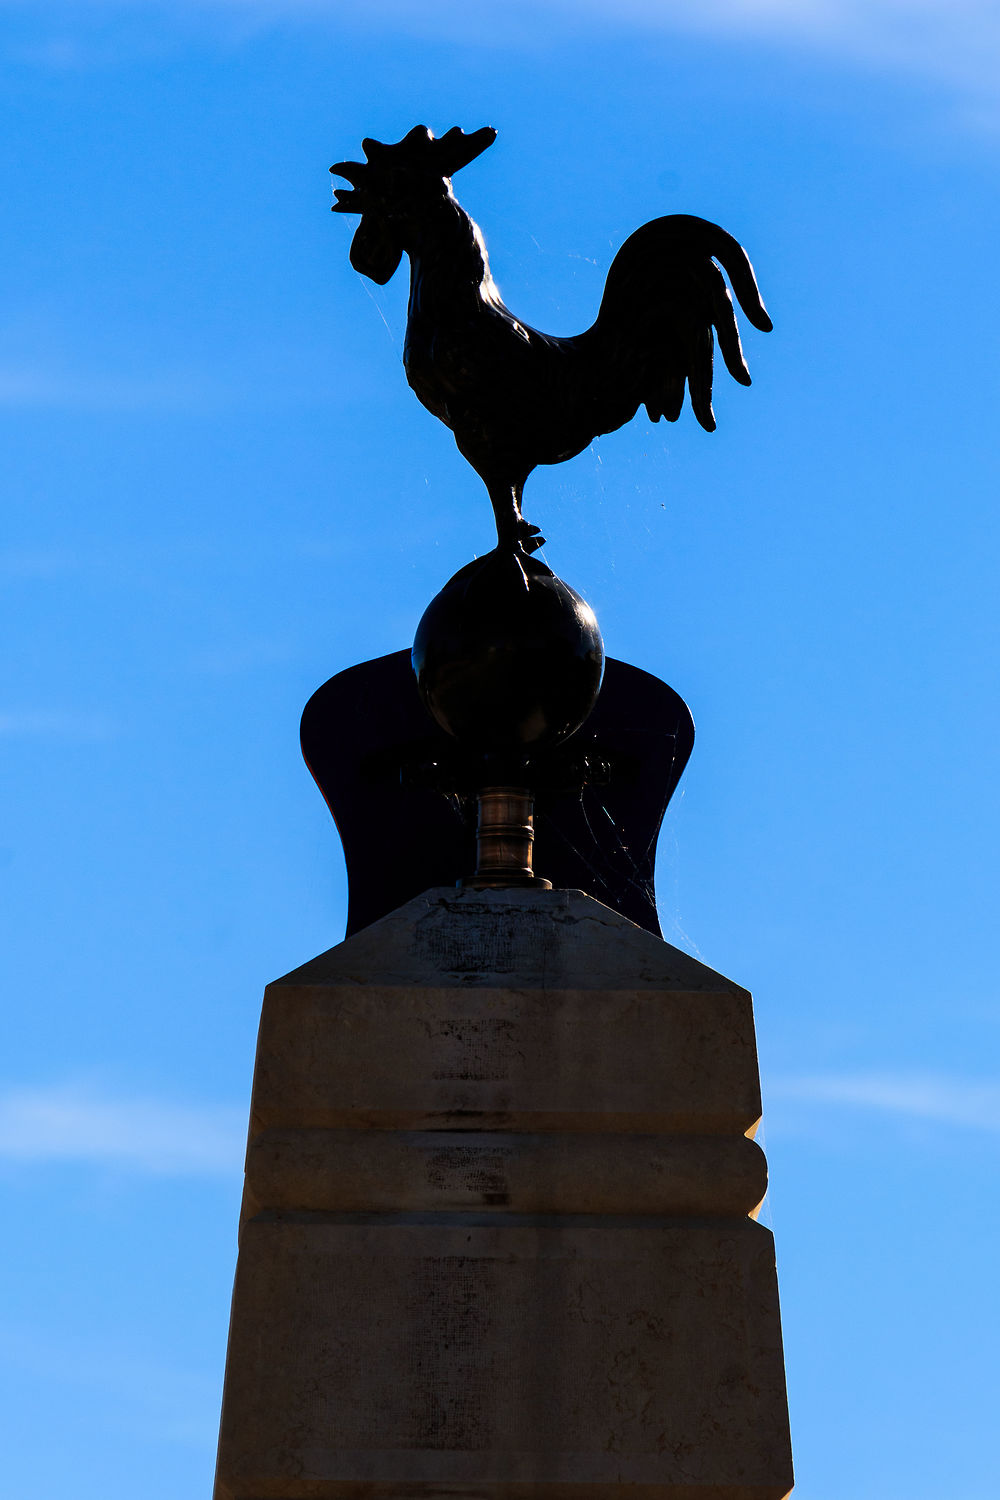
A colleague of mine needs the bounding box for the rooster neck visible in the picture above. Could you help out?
[404,194,500,320]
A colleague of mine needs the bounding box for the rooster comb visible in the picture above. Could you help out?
[330,125,496,212]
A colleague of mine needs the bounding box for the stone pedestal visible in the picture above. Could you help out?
[214,887,793,1499]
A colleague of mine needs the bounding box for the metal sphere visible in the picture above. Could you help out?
[412,549,604,756]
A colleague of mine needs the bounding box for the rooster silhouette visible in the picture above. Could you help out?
[332,125,771,553]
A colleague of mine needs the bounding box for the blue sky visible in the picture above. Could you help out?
[2,2,999,1495]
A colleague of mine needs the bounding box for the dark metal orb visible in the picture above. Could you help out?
[412,549,604,755]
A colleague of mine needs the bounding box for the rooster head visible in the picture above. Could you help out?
[330,125,496,283]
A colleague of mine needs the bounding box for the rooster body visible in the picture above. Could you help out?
[333,126,771,552]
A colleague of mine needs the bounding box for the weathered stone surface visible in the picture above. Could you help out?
[250,983,760,1137]
[276,886,747,993]
[218,1219,789,1499]
[251,889,761,1138]
[244,1129,767,1217]
[215,888,793,1500]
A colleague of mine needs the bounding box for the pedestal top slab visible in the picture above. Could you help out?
[277,887,748,996]
[252,887,761,1136]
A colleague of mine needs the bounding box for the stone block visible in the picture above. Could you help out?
[218,1218,789,1499]
[244,1129,767,1218]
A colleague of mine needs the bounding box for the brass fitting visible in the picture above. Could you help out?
[463,785,552,890]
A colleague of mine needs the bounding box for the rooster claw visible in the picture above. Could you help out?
[518,520,546,553]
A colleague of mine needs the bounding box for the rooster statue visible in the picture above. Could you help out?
[331,125,771,554]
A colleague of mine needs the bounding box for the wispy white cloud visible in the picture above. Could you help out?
[0,364,228,413]
[7,35,100,70]
[11,0,993,105]
[0,360,354,413]
[0,1085,245,1175]
[0,710,117,740]
[631,0,1000,108]
[0,550,85,579]
[770,1070,1000,1132]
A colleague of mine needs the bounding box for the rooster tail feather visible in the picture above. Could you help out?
[646,374,686,425]
[687,326,717,432]
[594,213,770,435]
[699,220,772,333]
[704,263,751,386]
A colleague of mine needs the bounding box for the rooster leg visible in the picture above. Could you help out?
[488,479,545,554]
